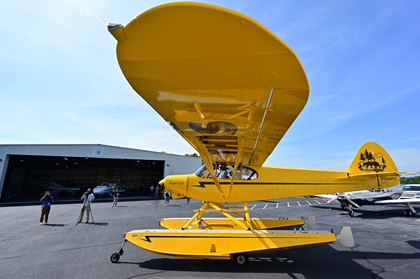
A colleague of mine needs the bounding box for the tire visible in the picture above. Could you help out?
[231,253,249,267]
[110,253,120,263]
[349,211,354,217]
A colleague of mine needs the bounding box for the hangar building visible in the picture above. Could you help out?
[0,144,202,203]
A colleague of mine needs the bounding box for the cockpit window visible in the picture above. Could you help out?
[194,164,258,180]
[241,166,258,180]
[194,164,208,177]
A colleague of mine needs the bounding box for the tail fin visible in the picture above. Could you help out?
[347,142,399,187]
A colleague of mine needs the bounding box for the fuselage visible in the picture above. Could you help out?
[93,186,112,195]
[160,165,400,203]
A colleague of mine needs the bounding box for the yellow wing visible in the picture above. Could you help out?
[109,2,309,167]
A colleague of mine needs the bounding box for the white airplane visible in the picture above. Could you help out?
[93,182,125,195]
[31,180,80,192]
[318,186,420,217]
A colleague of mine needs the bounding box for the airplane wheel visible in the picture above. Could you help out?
[405,210,413,217]
[231,253,248,267]
[349,211,354,217]
[110,253,120,263]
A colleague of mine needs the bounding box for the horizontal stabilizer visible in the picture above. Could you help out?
[337,227,355,248]
[345,171,399,179]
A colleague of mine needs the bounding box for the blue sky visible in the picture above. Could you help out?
[1,0,419,172]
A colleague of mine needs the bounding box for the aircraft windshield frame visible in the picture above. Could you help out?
[194,164,258,180]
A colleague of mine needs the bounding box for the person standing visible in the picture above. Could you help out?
[155,184,160,198]
[111,192,120,207]
[78,188,95,223]
[40,191,53,225]
[150,184,155,197]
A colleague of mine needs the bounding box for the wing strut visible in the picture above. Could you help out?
[181,202,252,230]
[227,137,245,200]
[191,137,227,202]
[248,88,275,164]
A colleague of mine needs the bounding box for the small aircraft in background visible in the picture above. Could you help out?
[31,180,80,192]
[318,186,420,217]
[93,182,125,195]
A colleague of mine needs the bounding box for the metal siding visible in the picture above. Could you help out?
[0,144,202,194]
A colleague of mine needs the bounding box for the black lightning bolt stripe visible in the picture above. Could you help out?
[197,181,345,188]
[139,233,316,243]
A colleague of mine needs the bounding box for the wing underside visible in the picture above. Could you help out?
[110,2,309,166]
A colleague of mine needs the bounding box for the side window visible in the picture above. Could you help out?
[241,166,258,180]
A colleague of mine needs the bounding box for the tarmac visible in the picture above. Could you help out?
[0,196,419,279]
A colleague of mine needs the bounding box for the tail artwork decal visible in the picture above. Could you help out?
[345,142,399,189]
[357,149,387,172]
[347,142,398,175]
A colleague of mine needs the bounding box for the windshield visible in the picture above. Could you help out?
[194,164,208,177]
[194,164,258,180]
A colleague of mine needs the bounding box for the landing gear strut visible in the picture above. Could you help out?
[348,205,355,217]
[110,239,127,263]
[405,209,413,217]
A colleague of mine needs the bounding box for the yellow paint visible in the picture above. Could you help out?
[109,2,308,167]
[125,229,336,259]
[160,217,304,230]
[109,2,399,261]
[162,142,399,204]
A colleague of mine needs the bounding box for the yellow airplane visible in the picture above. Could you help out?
[108,2,399,266]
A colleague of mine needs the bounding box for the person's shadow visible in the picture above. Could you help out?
[75,222,109,226]
[44,223,65,227]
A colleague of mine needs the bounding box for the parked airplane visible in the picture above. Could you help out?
[31,180,80,192]
[93,182,124,195]
[108,2,400,266]
[318,186,420,217]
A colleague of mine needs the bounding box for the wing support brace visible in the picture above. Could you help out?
[181,202,253,230]
[406,203,417,214]
[226,137,245,201]
[191,137,227,202]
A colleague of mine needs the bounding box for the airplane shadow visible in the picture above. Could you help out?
[408,240,420,250]
[261,200,280,204]
[126,245,420,278]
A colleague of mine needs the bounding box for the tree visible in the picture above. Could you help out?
[400,176,420,184]
[185,153,199,157]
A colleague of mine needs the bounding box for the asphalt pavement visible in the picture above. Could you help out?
[0,197,419,279]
